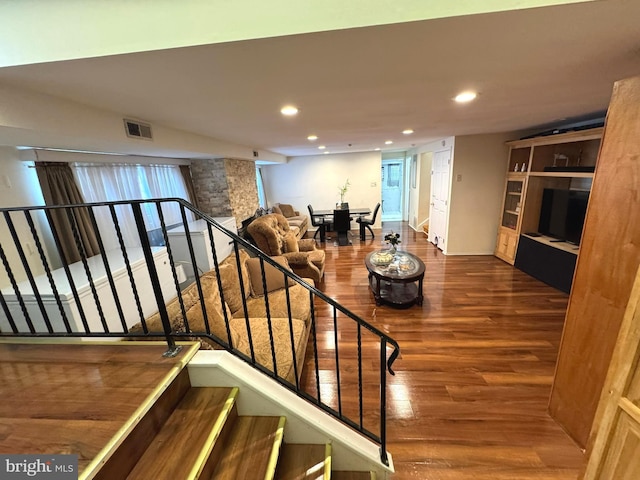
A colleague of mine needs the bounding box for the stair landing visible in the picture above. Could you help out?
[0,340,199,475]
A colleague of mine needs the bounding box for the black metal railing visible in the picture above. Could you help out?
[0,199,400,465]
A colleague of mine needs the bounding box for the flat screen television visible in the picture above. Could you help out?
[538,188,590,245]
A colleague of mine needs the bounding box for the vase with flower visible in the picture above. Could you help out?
[384,231,401,254]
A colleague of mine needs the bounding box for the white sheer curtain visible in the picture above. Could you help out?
[73,163,192,250]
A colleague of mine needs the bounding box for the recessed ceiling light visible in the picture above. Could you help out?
[280,105,299,116]
[454,91,477,103]
[385,140,393,145]
[307,135,318,141]
[374,148,381,151]
[402,129,414,135]
[318,145,326,150]
[323,151,329,155]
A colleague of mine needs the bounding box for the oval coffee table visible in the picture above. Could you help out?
[365,250,425,308]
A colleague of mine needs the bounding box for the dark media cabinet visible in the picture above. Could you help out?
[495,127,602,292]
[515,234,578,293]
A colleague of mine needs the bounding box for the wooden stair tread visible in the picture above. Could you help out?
[208,415,284,480]
[276,443,327,480]
[333,472,373,479]
[126,387,233,480]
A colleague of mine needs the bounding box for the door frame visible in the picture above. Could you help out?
[381,157,406,221]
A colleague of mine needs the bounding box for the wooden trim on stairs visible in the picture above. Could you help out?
[81,342,200,480]
[265,417,287,480]
[187,387,239,480]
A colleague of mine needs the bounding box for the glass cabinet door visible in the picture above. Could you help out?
[501,180,523,229]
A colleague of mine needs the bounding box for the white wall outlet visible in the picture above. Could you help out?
[370,182,377,187]
[456,174,463,182]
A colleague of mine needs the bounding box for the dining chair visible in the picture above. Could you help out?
[356,202,381,240]
[333,208,352,246]
[308,204,332,242]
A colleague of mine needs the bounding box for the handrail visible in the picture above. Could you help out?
[0,199,400,465]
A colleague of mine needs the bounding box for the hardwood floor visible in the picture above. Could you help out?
[0,342,196,474]
[303,222,585,480]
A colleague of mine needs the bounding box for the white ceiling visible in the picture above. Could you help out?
[0,0,639,159]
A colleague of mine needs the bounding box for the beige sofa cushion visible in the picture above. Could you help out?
[229,316,308,383]
[237,282,312,326]
[245,256,295,296]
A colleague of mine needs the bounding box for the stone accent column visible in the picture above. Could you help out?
[224,158,259,226]
[190,158,259,227]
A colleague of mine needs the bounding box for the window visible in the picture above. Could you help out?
[256,166,267,208]
[387,163,401,187]
[73,163,192,249]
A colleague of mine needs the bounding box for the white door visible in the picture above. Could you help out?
[429,149,451,250]
[381,159,404,221]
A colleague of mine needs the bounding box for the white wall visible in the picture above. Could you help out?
[0,83,284,163]
[446,133,512,255]
[0,147,48,288]
[261,151,382,228]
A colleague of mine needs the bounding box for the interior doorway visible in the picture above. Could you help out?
[429,148,451,251]
[381,159,404,221]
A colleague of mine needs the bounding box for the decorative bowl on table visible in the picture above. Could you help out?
[371,250,395,266]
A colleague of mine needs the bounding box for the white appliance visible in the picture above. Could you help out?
[166,217,237,279]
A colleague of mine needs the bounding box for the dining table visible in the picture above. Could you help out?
[310,207,371,244]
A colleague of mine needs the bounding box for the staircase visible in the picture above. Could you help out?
[86,366,376,480]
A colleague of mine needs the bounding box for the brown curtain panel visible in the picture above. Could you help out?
[35,162,99,264]
[179,164,199,208]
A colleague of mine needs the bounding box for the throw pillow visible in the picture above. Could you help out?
[246,256,295,296]
[278,204,296,218]
[283,232,299,253]
[271,205,283,215]
[218,250,252,313]
[185,271,233,343]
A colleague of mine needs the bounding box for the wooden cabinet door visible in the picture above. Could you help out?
[582,266,640,479]
[496,230,508,256]
[506,233,518,260]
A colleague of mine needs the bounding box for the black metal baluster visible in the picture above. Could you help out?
[157,202,191,334]
[66,206,109,333]
[379,338,389,466]
[131,202,179,355]
[24,210,72,333]
[86,205,128,332]
[0,243,22,333]
[233,242,255,364]
[44,208,91,333]
[206,222,233,347]
[283,271,299,389]
[310,289,321,405]
[3,211,52,333]
[332,307,343,417]
[258,257,278,379]
[109,204,146,329]
[357,322,364,430]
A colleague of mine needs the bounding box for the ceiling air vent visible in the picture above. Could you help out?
[124,119,153,140]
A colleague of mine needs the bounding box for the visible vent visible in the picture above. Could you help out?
[124,119,153,140]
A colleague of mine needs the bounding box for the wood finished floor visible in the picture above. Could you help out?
[302,222,585,480]
[0,342,190,473]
